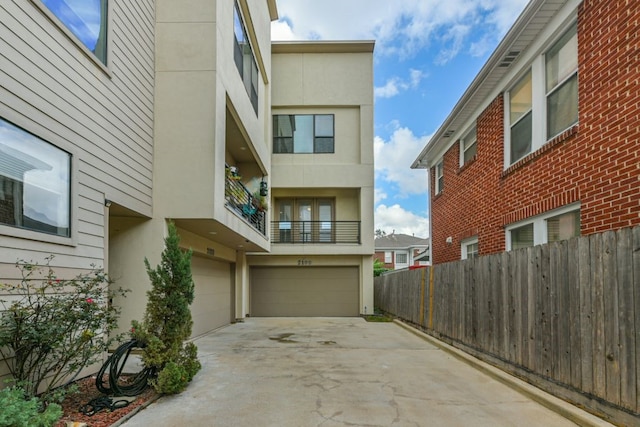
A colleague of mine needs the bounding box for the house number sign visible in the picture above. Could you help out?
[297,259,312,266]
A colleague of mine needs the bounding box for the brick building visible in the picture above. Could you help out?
[374,232,430,270]
[412,0,640,264]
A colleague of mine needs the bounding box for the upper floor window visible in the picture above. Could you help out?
[0,118,71,237]
[505,23,578,166]
[435,160,444,194]
[545,24,578,139]
[273,115,335,153]
[460,125,477,165]
[233,2,258,114]
[275,198,334,243]
[509,71,532,163]
[39,0,108,64]
[506,204,580,250]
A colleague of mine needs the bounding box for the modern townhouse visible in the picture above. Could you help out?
[412,0,640,264]
[0,0,374,383]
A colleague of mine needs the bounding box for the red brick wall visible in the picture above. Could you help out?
[430,0,640,264]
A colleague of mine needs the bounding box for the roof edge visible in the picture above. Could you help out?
[272,40,375,54]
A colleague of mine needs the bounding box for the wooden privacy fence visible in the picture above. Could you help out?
[374,226,640,425]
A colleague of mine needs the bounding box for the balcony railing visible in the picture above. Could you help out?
[225,172,266,235]
[271,221,361,244]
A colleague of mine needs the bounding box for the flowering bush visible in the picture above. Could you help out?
[0,256,128,398]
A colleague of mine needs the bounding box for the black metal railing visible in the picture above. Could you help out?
[225,173,266,235]
[270,221,361,244]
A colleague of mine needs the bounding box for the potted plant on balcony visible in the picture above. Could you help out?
[252,191,269,212]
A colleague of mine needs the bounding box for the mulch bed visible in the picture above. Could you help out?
[55,376,158,427]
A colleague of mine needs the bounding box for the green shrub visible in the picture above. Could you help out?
[153,362,188,395]
[0,257,128,398]
[133,221,201,394]
[0,385,62,427]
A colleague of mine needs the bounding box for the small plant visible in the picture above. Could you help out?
[252,191,269,212]
[0,257,127,398]
[0,383,62,427]
[133,221,201,394]
[373,258,390,277]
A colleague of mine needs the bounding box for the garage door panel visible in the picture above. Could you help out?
[191,256,231,336]
[250,267,358,317]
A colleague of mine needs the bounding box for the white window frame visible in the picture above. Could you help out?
[395,252,408,265]
[435,160,444,194]
[384,251,392,263]
[504,21,578,167]
[459,124,477,166]
[461,237,479,260]
[505,203,580,250]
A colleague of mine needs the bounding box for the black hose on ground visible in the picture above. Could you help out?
[96,339,155,396]
[80,339,156,416]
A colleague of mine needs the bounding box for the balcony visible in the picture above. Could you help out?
[270,221,361,244]
[225,171,267,235]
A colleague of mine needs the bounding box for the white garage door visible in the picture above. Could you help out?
[250,267,359,317]
[191,256,233,337]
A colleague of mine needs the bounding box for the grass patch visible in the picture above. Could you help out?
[362,314,393,322]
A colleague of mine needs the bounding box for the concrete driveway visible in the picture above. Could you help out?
[119,318,610,427]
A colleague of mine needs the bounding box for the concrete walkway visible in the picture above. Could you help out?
[119,318,611,427]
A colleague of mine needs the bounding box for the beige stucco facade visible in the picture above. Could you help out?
[0,0,375,365]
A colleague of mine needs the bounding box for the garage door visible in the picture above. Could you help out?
[250,267,359,317]
[191,256,233,337]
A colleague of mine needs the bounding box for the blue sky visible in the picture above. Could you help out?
[271,0,529,238]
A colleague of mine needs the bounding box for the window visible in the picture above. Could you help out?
[506,205,580,250]
[509,71,532,163]
[510,223,534,250]
[384,251,392,263]
[0,118,71,237]
[395,253,408,264]
[273,115,335,154]
[546,24,578,139]
[505,24,578,166]
[275,198,334,243]
[461,237,479,259]
[546,210,580,242]
[233,2,258,114]
[39,0,108,64]
[435,160,444,194]
[460,125,477,165]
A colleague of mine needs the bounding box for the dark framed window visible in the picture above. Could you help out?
[40,0,108,64]
[461,125,477,165]
[273,114,335,153]
[0,118,71,237]
[233,2,258,114]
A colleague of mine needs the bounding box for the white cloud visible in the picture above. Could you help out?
[374,188,388,204]
[272,0,529,62]
[375,204,429,238]
[374,127,431,197]
[375,69,426,99]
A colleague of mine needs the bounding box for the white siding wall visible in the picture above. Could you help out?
[0,1,155,271]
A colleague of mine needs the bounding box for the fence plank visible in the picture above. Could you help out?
[567,236,582,390]
[591,233,606,398]
[632,226,640,413]
[556,240,571,385]
[540,244,552,378]
[616,227,636,411]
[579,232,594,395]
[603,231,621,405]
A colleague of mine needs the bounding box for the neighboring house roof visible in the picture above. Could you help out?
[411,0,572,169]
[375,233,430,250]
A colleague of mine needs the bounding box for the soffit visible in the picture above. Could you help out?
[412,0,570,169]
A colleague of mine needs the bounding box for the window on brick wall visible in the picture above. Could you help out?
[395,253,408,264]
[384,251,392,263]
[461,237,479,259]
[435,159,444,194]
[505,23,578,166]
[506,204,580,250]
[460,124,477,165]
